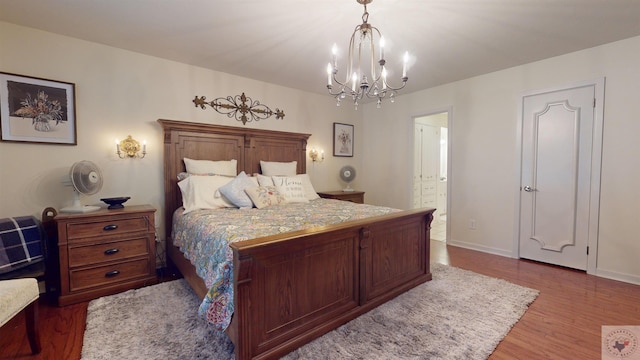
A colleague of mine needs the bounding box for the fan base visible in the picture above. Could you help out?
[60,205,101,213]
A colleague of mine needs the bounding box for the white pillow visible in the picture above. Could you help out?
[257,174,274,187]
[248,176,259,187]
[272,176,308,203]
[184,158,237,177]
[260,160,297,176]
[218,171,258,208]
[178,175,235,213]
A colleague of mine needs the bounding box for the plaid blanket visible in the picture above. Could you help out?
[0,216,44,274]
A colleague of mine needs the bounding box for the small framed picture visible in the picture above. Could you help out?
[0,72,77,145]
[333,122,354,157]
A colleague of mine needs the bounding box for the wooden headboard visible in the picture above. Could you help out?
[158,119,310,238]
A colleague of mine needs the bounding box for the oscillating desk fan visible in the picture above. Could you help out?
[60,160,103,213]
[339,165,356,192]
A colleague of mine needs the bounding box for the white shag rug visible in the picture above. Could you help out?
[81,263,538,360]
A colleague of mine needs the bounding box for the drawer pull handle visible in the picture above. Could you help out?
[105,270,120,278]
[103,224,118,231]
[104,248,119,255]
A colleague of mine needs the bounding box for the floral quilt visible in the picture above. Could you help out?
[171,198,398,331]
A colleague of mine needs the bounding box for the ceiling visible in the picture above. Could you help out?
[2,0,640,98]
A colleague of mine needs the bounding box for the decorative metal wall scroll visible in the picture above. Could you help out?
[193,92,285,125]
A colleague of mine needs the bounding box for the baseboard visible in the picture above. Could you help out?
[595,268,640,286]
[448,239,640,287]
[446,239,514,258]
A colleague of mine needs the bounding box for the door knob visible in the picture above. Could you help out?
[523,186,535,192]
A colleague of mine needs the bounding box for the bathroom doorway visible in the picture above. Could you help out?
[413,111,449,241]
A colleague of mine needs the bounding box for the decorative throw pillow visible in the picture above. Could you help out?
[244,186,286,209]
[177,175,235,213]
[272,176,308,203]
[260,160,297,176]
[218,171,258,208]
[272,174,319,200]
[295,173,320,200]
[184,158,237,177]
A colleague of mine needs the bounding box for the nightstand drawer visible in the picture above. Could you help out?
[66,217,149,239]
[69,258,150,292]
[68,237,149,267]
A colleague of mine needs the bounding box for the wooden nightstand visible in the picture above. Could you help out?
[317,191,365,204]
[54,205,157,306]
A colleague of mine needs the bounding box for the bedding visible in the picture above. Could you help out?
[171,198,399,331]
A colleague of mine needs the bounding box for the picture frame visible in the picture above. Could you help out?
[0,72,77,145]
[333,122,354,157]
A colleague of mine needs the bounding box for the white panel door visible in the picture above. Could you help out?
[519,85,595,270]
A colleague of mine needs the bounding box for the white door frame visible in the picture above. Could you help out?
[513,78,605,274]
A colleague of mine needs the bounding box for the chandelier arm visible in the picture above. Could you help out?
[380,79,408,92]
[369,27,380,82]
[347,24,361,86]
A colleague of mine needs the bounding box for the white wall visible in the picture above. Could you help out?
[4,21,639,285]
[361,35,640,284]
[0,22,363,242]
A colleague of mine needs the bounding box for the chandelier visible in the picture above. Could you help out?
[326,0,409,109]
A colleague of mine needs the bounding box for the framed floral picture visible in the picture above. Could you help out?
[333,122,354,157]
[0,72,77,145]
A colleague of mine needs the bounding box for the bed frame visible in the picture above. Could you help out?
[158,119,435,360]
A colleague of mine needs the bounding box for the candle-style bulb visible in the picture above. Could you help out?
[402,52,409,78]
[331,44,338,67]
[351,72,358,92]
[382,67,387,89]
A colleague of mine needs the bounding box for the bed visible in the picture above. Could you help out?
[158,119,435,360]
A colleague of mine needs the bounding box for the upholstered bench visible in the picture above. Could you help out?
[0,278,41,354]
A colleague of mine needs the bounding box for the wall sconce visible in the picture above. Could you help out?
[116,135,146,159]
[309,148,324,162]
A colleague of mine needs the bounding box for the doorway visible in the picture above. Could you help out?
[413,111,449,242]
[516,80,604,273]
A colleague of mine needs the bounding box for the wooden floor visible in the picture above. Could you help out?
[2,242,640,359]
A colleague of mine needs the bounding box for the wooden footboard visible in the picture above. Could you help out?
[229,208,434,360]
[167,208,433,360]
